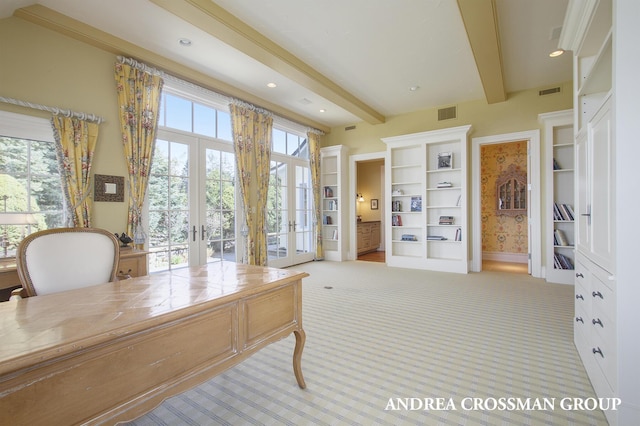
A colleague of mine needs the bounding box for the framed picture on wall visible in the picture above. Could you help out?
[437,152,452,169]
[371,199,378,210]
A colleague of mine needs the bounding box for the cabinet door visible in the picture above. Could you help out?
[575,131,590,255]
[588,103,614,272]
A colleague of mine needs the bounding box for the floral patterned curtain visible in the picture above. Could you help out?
[229,100,273,265]
[307,129,323,260]
[114,62,163,237]
[51,116,99,227]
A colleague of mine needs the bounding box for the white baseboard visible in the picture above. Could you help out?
[483,251,528,264]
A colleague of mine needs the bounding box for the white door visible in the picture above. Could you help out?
[148,132,237,272]
[267,154,315,267]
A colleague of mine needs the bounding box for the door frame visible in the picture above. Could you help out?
[349,151,387,261]
[471,130,542,277]
[266,154,315,268]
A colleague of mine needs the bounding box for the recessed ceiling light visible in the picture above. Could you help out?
[319,109,326,113]
[409,85,420,92]
[267,82,277,88]
[549,49,564,57]
[179,38,192,47]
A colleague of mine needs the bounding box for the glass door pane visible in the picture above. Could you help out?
[294,164,313,260]
[267,160,288,262]
[148,138,192,272]
[203,146,236,263]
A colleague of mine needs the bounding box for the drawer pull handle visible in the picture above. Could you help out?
[592,291,603,299]
[592,347,604,358]
[575,317,584,323]
[576,272,584,278]
[592,318,603,327]
[576,294,584,300]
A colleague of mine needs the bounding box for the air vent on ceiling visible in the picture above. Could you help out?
[539,87,562,96]
[438,106,457,121]
[550,26,563,41]
[345,125,356,131]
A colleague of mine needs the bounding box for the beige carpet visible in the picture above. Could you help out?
[126,260,606,425]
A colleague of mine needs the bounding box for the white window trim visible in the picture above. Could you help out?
[0,110,54,142]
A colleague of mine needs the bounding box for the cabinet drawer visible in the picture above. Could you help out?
[590,329,617,390]
[118,257,140,277]
[590,269,615,327]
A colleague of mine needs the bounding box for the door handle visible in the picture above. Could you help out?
[201,225,206,241]
[192,225,197,241]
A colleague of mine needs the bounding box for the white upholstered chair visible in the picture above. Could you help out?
[12,227,120,299]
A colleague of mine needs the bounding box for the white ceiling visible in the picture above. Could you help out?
[0,0,571,130]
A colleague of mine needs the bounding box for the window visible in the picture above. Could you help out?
[158,91,232,141]
[0,111,64,257]
[147,83,312,270]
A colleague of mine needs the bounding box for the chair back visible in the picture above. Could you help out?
[16,227,120,297]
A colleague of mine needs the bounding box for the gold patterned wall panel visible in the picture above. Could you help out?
[480,142,528,256]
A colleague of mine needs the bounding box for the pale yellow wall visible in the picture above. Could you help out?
[324,79,572,270]
[1,15,572,271]
[0,17,129,233]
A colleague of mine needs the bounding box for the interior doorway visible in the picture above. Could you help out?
[471,130,542,277]
[349,151,387,261]
[479,140,529,274]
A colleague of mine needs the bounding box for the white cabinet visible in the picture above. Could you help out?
[560,0,620,423]
[320,145,348,261]
[540,110,575,284]
[382,125,470,273]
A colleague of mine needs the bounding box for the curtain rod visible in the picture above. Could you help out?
[0,96,105,124]
[117,56,323,135]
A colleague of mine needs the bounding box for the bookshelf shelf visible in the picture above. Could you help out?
[320,145,348,261]
[383,125,470,273]
[540,110,575,283]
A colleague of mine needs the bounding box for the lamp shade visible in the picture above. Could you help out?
[0,212,38,225]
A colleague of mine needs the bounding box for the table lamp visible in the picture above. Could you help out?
[0,196,38,258]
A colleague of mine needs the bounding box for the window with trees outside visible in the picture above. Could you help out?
[0,111,64,258]
[147,87,312,271]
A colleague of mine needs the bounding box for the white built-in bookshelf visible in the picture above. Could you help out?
[383,125,470,273]
[540,110,575,284]
[320,145,347,261]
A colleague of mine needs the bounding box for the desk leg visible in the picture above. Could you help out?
[293,329,306,389]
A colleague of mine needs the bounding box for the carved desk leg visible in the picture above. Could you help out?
[293,328,306,389]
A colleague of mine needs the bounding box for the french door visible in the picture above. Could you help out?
[266,153,315,268]
[148,131,237,272]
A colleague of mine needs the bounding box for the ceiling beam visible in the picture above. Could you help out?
[456,0,507,104]
[13,4,332,133]
[149,0,385,125]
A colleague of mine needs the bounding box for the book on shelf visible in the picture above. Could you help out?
[455,228,462,241]
[392,214,402,226]
[401,234,417,241]
[427,235,447,240]
[323,186,333,198]
[554,252,574,270]
[436,181,452,188]
[323,215,332,225]
[410,196,422,212]
[391,200,402,212]
[553,203,574,221]
[554,229,569,246]
[332,229,338,240]
[553,158,561,170]
[456,194,462,206]
[439,215,454,225]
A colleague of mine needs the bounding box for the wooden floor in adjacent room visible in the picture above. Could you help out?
[357,250,385,262]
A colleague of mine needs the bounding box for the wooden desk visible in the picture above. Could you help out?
[0,262,308,425]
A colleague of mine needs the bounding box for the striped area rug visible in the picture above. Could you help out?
[127,261,607,425]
